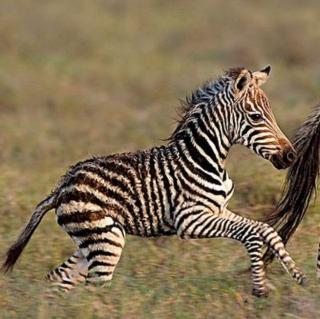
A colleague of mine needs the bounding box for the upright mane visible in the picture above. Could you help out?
[168,67,245,142]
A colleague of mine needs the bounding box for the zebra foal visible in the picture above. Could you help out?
[2,66,306,297]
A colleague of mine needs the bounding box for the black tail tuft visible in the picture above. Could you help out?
[2,242,28,273]
[1,194,56,272]
[262,105,320,264]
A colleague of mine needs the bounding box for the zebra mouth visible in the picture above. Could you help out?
[270,152,295,170]
[270,157,288,169]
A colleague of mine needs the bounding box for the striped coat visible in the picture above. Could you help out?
[2,66,306,297]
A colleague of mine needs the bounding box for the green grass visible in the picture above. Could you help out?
[0,0,320,318]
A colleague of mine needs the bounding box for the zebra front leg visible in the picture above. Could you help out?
[176,209,305,296]
[176,210,268,296]
[256,222,305,284]
[46,250,88,292]
[243,237,267,296]
[223,209,306,285]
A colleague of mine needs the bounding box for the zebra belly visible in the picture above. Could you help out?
[122,204,177,237]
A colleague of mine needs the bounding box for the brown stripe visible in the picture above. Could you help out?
[57,210,107,225]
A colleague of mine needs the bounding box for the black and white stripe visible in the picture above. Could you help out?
[317,242,320,279]
[2,66,305,297]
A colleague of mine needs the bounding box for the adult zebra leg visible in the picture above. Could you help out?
[175,209,305,296]
[76,221,126,286]
[46,250,88,292]
[317,240,320,279]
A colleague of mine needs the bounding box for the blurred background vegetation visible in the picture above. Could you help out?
[0,0,319,318]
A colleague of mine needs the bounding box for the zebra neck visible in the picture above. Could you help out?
[169,121,231,177]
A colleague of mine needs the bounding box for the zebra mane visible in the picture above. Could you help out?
[168,67,245,142]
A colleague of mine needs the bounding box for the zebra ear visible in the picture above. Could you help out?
[235,70,251,93]
[253,65,271,86]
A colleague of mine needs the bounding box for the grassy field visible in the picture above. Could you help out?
[1,0,320,318]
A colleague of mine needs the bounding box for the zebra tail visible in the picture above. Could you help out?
[1,192,57,273]
[262,104,320,264]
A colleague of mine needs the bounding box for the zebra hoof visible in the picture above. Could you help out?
[252,287,269,298]
[85,276,111,289]
[293,268,307,285]
[292,267,307,285]
[299,275,308,286]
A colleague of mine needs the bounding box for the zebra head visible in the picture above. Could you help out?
[230,66,296,169]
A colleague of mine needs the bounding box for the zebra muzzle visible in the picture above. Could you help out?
[270,147,297,170]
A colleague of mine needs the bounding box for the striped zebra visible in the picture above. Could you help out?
[2,66,306,297]
[318,243,320,279]
[262,105,320,278]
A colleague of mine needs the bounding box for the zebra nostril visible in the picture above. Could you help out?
[285,149,296,163]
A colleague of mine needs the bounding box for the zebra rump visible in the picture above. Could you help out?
[263,105,320,264]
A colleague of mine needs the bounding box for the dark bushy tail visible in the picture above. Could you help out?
[1,193,57,272]
[263,105,320,264]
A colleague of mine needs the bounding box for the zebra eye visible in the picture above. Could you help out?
[250,113,263,122]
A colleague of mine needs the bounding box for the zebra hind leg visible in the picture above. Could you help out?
[78,220,125,287]
[46,250,88,292]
